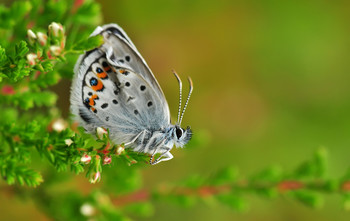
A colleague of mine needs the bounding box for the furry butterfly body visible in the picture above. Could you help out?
[70,24,193,164]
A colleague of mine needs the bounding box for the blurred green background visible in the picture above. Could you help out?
[2,0,350,220]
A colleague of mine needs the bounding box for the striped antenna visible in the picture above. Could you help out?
[172,70,182,125]
[179,76,193,125]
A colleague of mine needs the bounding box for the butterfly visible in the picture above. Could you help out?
[70,24,193,165]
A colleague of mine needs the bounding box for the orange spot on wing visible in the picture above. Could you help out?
[97,71,108,79]
[89,94,99,106]
[103,66,111,72]
[89,98,95,106]
[91,79,104,91]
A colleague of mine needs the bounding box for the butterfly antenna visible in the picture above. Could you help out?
[179,76,193,125]
[172,70,182,125]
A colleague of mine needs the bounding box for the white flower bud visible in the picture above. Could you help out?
[81,154,91,164]
[37,32,47,46]
[90,171,101,184]
[26,53,38,66]
[27,29,37,41]
[116,145,125,155]
[51,119,67,132]
[80,203,95,216]
[96,127,107,139]
[64,139,73,146]
[49,46,61,56]
[48,22,63,37]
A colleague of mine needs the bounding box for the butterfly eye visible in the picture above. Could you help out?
[176,128,183,139]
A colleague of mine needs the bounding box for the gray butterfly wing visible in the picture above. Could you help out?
[70,48,169,144]
[91,23,171,124]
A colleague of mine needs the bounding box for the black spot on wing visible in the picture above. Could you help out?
[101,103,108,109]
[84,98,90,106]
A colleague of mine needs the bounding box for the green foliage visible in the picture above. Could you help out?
[0,41,30,82]
[71,35,104,52]
[216,194,248,212]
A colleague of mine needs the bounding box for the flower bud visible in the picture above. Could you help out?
[48,22,63,37]
[27,29,36,44]
[51,118,67,132]
[103,156,112,165]
[96,127,107,139]
[80,203,95,216]
[81,154,91,164]
[26,53,38,65]
[89,171,101,184]
[65,139,73,146]
[37,32,47,46]
[49,46,62,56]
[116,145,125,155]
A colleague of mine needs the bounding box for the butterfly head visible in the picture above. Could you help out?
[172,125,192,147]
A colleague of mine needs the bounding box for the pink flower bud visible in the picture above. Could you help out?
[26,53,38,65]
[90,171,101,184]
[96,127,107,139]
[81,154,91,164]
[103,156,112,165]
[37,32,47,46]
[49,46,62,56]
[48,22,63,37]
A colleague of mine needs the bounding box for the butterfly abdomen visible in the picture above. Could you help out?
[126,129,174,154]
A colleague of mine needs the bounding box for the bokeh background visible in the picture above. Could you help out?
[2,0,350,220]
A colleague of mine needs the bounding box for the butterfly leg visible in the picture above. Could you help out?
[150,149,173,165]
[124,130,147,146]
